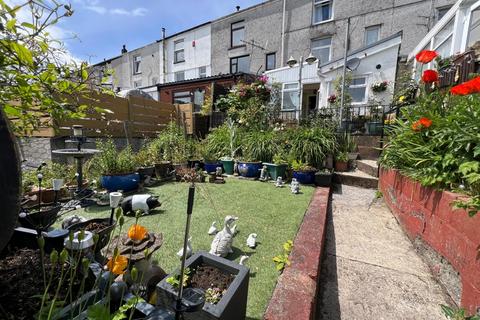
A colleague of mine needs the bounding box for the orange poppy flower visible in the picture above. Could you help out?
[106,255,128,275]
[411,117,432,131]
[450,77,480,95]
[415,50,438,64]
[422,70,439,83]
[128,224,148,241]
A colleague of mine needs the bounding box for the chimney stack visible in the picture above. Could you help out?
[121,45,127,54]
[236,5,240,11]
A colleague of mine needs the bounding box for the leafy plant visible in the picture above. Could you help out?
[241,129,280,163]
[205,287,225,304]
[335,152,349,162]
[291,160,315,172]
[134,144,156,167]
[22,162,76,193]
[273,240,293,272]
[337,132,357,154]
[441,305,480,320]
[149,122,186,162]
[166,268,191,289]
[89,139,136,176]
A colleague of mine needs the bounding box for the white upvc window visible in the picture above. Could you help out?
[174,71,185,82]
[282,83,300,110]
[348,77,368,104]
[467,7,480,48]
[133,55,141,74]
[174,39,185,63]
[311,37,332,64]
[365,25,381,46]
[313,0,333,24]
[198,66,207,78]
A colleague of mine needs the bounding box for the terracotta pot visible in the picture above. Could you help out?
[335,161,349,172]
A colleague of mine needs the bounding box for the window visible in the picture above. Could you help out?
[266,53,276,71]
[348,77,368,104]
[174,71,185,82]
[433,19,454,58]
[311,37,331,64]
[468,8,480,48]
[193,89,205,112]
[230,55,250,74]
[133,55,141,74]
[133,80,142,88]
[313,0,333,24]
[198,66,207,78]
[282,83,300,110]
[365,25,381,46]
[231,21,245,47]
[173,91,192,104]
[437,6,452,22]
[174,39,185,63]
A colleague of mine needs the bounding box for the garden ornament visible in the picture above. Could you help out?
[275,177,284,188]
[106,232,163,263]
[64,230,95,251]
[290,178,300,194]
[239,255,249,266]
[61,215,87,229]
[215,166,223,177]
[176,236,192,259]
[231,223,238,236]
[209,215,238,257]
[246,233,257,248]
[121,194,161,216]
[259,165,268,181]
[208,221,218,235]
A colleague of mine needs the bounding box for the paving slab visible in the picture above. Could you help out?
[316,185,450,320]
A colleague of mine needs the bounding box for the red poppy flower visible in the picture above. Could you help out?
[422,70,439,83]
[411,117,432,131]
[416,50,438,64]
[450,77,480,95]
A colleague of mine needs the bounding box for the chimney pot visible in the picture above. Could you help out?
[236,5,240,11]
[121,45,127,54]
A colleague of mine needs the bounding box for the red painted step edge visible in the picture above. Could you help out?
[264,187,330,320]
[379,168,480,314]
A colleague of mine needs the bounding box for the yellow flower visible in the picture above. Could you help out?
[128,224,148,241]
[398,95,406,102]
[106,255,128,275]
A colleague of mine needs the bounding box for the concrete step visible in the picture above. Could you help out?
[357,159,379,178]
[357,145,381,160]
[333,169,379,189]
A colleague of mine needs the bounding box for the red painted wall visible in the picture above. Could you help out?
[379,168,480,313]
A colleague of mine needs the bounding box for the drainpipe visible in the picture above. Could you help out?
[339,17,350,128]
[162,28,167,83]
[281,0,286,66]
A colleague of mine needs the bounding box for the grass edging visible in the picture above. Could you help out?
[264,187,330,320]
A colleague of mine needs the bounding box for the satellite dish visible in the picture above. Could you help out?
[346,58,361,71]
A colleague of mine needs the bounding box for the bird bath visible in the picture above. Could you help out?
[52,148,100,192]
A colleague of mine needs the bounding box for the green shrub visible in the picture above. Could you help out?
[88,139,136,176]
[22,162,76,193]
[241,129,280,162]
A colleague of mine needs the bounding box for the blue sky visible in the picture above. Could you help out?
[56,0,264,64]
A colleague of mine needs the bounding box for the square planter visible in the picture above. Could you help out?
[263,163,288,180]
[157,252,249,320]
[315,171,333,187]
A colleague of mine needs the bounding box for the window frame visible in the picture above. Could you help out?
[172,90,192,104]
[133,55,141,74]
[231,20,246,48]
[312,0,333,25]
[365,25,381,46]
[348,76,369,105]
[281,82,300,111]
[311,36,332,64]
[174,71,185,82]
[265,52,276,71]
[230,55,250,74]
[198,66,207,78]
[174,39,185,64]
[437,6,452,22]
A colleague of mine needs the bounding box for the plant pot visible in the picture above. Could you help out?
[67,218,116,253]
[348,152,359,161]
[334,161,349,172]
[100,172,140,192]
[292,170,317,184]
[204,161,223,174]
[237,161,262,178]
[263,163,288,180]
[137,166,155,180]
[27,188,57,204]
[18,204,61,230]
[157,252,249,320]
[365,121,383,135]
[154,161,172,179]
[315,171,333,187]
[220,159,234,175]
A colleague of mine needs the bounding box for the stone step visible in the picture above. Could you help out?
[333,169,379,189]
[357,159,379,178]
[358,145,381,160]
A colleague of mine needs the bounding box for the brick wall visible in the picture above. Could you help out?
[379,168,480,314]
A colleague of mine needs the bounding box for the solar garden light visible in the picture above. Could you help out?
[109,192,123,225]
[52,179,64,204]
[36,162,47,207]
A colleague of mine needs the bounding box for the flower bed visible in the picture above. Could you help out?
[379,168,480,313]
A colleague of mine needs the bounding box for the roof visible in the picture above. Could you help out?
[154,72,255,89]
[212,0,279,22]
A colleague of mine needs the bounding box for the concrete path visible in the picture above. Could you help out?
[316,185,450,320]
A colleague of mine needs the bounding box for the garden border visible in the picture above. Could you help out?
[379,168,480,314]
[264,187,330,320]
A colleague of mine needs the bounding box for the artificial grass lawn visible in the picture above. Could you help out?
[74,178,314,319]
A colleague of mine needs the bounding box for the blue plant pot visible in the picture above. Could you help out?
[293,170,317,185]
[204,162,222,174]
[100,173,140,192]
[238,161,262,178]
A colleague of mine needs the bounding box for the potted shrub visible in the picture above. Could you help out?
[22,163,73,204]
[134,146,155,180]
[291,160,317,184]
[334,152,349,172]
[92,140,140,192]
[199,142,223,174]
[315,168,333,187]
[263,153,288,180]
[238,130,279,178]
[157,252,249,320]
